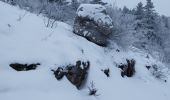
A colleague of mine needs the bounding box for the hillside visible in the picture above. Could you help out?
[0,1,170,100]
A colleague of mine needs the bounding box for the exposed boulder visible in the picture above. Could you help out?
[51,67,65,80]
[101,68,110,77]
[73,4,113,46]
[66,60,90,89]
[118,59,136,77]
[9,63,40,71]
[52,60,90,89]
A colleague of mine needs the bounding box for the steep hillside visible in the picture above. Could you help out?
[0,1,170,100]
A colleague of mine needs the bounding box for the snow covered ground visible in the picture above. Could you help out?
[0,1,170,100]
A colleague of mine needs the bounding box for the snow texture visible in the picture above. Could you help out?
[0,1,170,100]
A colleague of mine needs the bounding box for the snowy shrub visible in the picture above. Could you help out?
[1,0,78,24]
[118,59,136,77]
[88,81,99,96]
[146,64,167,82]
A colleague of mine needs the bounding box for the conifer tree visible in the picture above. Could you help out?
[135,2,144,30]
[143,0,157,39]
[122,6,130,14]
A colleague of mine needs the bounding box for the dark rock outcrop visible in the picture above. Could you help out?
[10,63,40,71]
[51,67,65,80]
[118,59,135,77]
[73,4,113,46]
[101,68,110,77]
[52,60,90,89]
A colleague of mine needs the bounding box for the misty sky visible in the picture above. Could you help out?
[107,0,170,16]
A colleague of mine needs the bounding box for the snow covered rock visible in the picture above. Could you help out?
[52,61,90,89]
[66,60,90,89]
[9,63,40,71]
[51,67,65,80]
[73,4,113,46]
[118,59,136,77]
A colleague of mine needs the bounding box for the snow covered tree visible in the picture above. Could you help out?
[133,0,161,53]
[161,15,169,29]
[143,0,157,40]
[71,0,79,10]
[122,6,131,14]
[135,2,144,20]
[134,2,144,30]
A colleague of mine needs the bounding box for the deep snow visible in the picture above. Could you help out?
[0,1,170,100]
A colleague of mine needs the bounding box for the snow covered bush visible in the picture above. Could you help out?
[146,64,167,81]
[1,0,78,23]
[73,4,113,46]
[88,81,99,96]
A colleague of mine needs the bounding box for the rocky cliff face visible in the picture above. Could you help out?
[73,4,113,46]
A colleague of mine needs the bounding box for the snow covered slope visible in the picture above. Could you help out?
[0,1,170,100]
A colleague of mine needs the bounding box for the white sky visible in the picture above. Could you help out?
[106,0,170,16]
